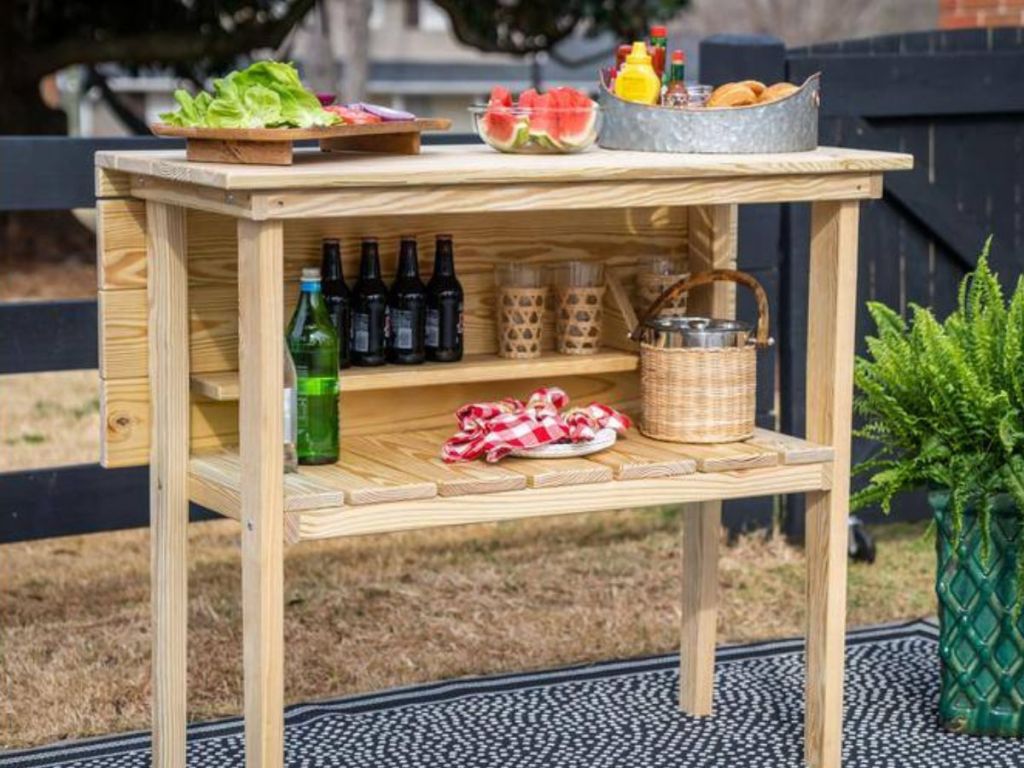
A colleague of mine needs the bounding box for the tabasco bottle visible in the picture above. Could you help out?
[286,268,339,465]
[320,238,352,369]
[425,234,463,363]
[663,50,688,108]
[351,238,389,366]
[648,24,668,82]
[387,236,427,365]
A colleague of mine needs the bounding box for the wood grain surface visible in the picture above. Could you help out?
[97,144,912,192]
[186,425,832,525]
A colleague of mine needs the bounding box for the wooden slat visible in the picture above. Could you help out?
[746,428,834,465]
[97,199,148,290]
[499,456,614,488]
[189,451,344,518]
[302,455,437,506]
[586,440,697,480]
[290,464,831,540]
[625,432,778,472]
[344,432,526,497]
[341,370,640,436]
[191,350,639,400]
[95,145,913,192]
[98,289,148,379]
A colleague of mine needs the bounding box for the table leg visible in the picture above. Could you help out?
[147,202,190,768]
[238,219,286,768]
[679,501,720,715]
[804,200,859,768]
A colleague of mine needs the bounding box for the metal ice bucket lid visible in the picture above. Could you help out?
[642,316,752,348]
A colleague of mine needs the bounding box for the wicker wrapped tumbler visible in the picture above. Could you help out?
[629,270,773,443]
[496,264,548,359]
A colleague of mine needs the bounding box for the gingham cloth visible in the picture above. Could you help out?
[441,387,632,463]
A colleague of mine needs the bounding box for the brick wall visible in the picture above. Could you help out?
[940,0,1024,28]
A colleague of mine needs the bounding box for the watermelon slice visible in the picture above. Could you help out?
[480,86,529,152]
[519,89,561,149]
[549,87,598,150]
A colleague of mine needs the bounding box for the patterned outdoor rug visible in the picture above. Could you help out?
[3,620,1021,768]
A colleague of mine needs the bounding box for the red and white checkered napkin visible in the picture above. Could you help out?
[441,386,632,463]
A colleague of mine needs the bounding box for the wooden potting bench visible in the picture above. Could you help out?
[94,145,911,768]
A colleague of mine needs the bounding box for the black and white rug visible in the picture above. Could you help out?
[3,620,1021,768]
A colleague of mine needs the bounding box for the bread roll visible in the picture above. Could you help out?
[737,80,766,97]
[708,83,758,108]
[759,82,799,104]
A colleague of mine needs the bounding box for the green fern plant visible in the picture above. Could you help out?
[853,238,1024,604]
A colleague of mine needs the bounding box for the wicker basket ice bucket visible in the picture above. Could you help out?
[629,270,773,443]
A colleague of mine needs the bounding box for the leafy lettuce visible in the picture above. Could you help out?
[159,61,338,129]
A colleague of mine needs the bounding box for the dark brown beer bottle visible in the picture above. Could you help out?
[425,234,463,363]
[319,238,351,369]
[350,238,388,366]
[387,236,427,364]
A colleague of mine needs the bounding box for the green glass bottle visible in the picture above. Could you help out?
[286,267,339,465]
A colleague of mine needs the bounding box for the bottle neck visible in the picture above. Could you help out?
[321,242,342,280]
[433,240,455,276]
[359,245,381,279]
[397,242,419,277]
[669,62,685,84]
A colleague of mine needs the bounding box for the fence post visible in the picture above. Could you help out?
[698,35,787,535]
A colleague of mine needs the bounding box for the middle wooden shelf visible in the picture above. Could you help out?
[191,348,640,400]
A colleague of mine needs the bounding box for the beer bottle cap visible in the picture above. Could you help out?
[301,267,321,281]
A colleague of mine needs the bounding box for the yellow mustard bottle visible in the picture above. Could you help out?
[614,41,661,105]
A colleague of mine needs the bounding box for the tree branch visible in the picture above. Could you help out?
[24,0,316,77]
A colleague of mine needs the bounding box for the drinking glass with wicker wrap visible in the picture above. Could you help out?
[629,270,773,443]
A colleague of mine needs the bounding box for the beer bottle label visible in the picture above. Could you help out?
[425,308,440,348]
[353,312,370,353]
[392,309,414,351]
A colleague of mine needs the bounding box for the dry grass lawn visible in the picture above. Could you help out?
[1,513,935,750]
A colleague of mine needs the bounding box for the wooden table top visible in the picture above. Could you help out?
[96,144,913,192]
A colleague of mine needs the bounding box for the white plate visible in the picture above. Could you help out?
[508,428,617,459]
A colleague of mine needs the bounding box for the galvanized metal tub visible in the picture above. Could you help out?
[598,73,820,154]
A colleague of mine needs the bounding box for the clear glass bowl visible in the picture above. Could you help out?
[469,105,602,154]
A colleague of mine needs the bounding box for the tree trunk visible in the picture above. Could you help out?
[341,0,372,103]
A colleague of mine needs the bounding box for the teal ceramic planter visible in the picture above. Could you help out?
[932,489,1024,737]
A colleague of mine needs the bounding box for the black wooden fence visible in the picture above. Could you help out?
[4,27,1023,543]
[702,28,1024,536]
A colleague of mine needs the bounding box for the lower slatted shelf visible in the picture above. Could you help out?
[189,427,833,542]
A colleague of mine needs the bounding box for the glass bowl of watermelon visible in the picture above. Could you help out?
[470,87,601,154]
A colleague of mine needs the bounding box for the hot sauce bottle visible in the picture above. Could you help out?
[648,25,668,83]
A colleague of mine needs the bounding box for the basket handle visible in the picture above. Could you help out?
[628,268,773,347]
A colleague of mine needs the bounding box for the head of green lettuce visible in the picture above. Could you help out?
[159,61,340,129]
